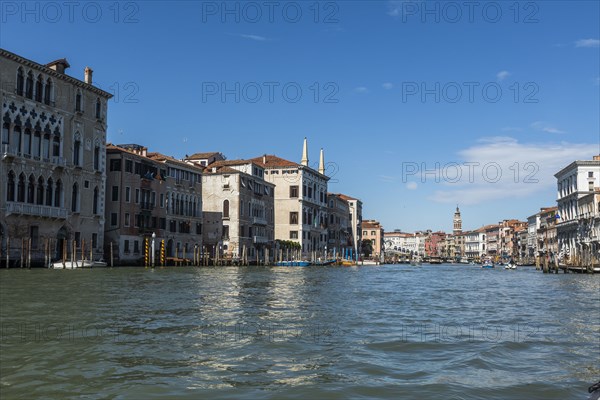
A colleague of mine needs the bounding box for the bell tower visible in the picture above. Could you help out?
[453,205,462,234]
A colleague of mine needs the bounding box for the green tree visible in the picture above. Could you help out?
[361,239,373,258]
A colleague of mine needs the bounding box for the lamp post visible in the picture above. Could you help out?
[151,232,156,267]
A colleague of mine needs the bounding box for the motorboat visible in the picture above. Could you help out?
[482,257,495,269]
[50,260,108,269]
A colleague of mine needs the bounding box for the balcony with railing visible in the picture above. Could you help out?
[140,202,155,211]
[6,202,67,219]
[253,235,268,244]
[2,145,66,168]
[252,216,268,226]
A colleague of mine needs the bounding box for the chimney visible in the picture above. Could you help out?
[84,66,93,85]
[263,154,267,164]
[45,58,70,74]
[301,137,308,166]
[594,155,600,161]
[318,148,325,175]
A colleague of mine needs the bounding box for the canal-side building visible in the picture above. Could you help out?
[184,152,225,167]
[425,231,446,258]
[465,227,486,261]
[526,211,541,265]
[576,188,599,271]
[555,155,600,268]
[104,144,167,265]
[147,152,203,259]
[249,139,329,258]
[484,224,499,260]
[327,193,353,258]
[337,193,363,259]
[1,49,112,266]
[537,206,558,269]
[202,159,275,262]
[362,219,384,260]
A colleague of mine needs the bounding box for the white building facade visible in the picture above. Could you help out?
[554,156,600,266]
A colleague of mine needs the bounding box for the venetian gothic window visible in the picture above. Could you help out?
[27,175,35,204]
[54,180,62,207]
[71,183,79,212]
[95,98,101,119]
[17,173,25,202]
[6,171,15,202]
[75,90,83,112]
[46,178,53,206]
[44,78,52,105]
[35,75,43,102]
[36,177,44,205]
[93,186,99,214]
[16,68,24,96]
[25,71,34,99]
[73,132,81,166]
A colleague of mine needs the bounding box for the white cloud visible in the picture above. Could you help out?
[239,34,268,41]
[382,82,394,90]
[406,181,418,190]
[427,136,596,205]
[531,121,566,134]
[575,38,600,48]
[354,86,369,94]
[496,70,511,81]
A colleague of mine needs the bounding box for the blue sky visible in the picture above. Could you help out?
[2,1,599,231]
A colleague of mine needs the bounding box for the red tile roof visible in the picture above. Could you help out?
[187,152,221,159]
[249,155,300,168]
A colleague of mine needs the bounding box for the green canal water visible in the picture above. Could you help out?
[1,264,598,399]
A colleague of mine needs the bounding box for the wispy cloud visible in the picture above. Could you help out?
[496,70,511,81]
[354,86,369,94]
[428,136,596,205]
[406,182,418,190]
[382,82,394,90]
[531,121,566,134]
[575,38,600,48]
[239,34,268,41]
[378,175,396,183]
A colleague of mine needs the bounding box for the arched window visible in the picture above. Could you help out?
[23,128,31,155]
[12,125,21,154]
[71,183,79,212]
[73,132,81,166]
[35,75,43,102]
[46,178,53,206]
[1,122,9,149]
[27,175,35,204]
[6,171,15,202]
[95,98,101,119]
[36,177,44,205]
[93,186,99,214]
[25,71,33,99]
[223,200,229,218]
[44,78,52,105]
[42,132,50,159]
[54,179,62,207]
[16,68,24,95]
[17,173,25,202]
[33,129,41,158]
[52,135,60,157]
[75,90,82,112]
[93,142,100,170]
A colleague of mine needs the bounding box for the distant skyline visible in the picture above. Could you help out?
[2,1,598,232]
